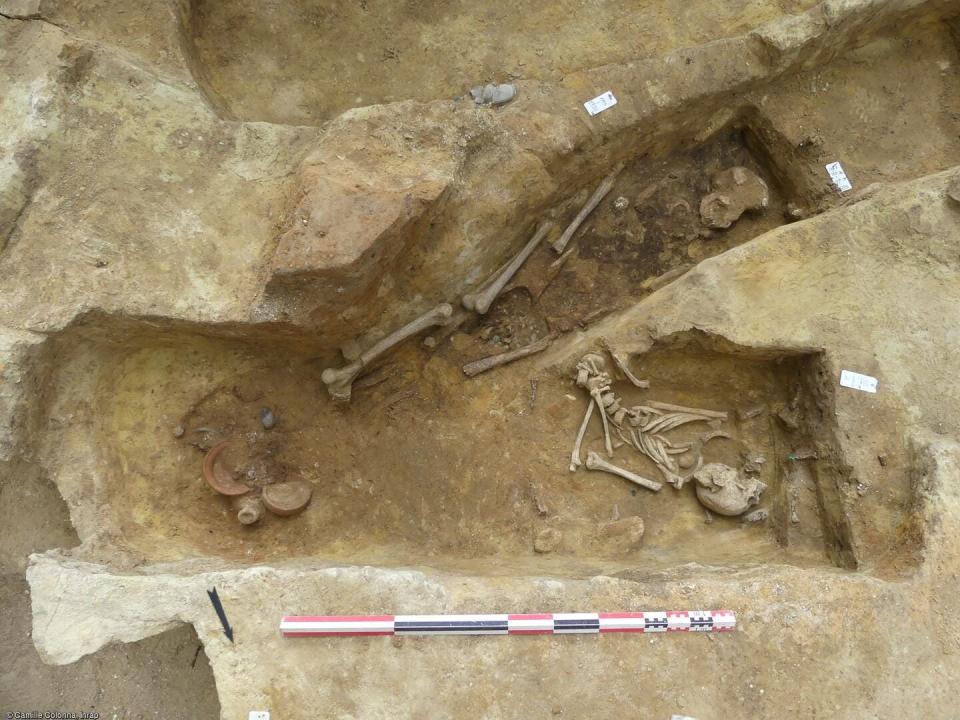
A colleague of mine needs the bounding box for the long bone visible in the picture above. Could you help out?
[462,221,553,315]
[322,303,454,402]
[462,335,553,377]
[552,166,622,254]
[569,398,596,472]
[585,451,662,492]
[459,255,513,312]
[591,388,614,456]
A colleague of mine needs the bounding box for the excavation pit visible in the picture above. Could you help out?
[493,123,790,343]
[37,320,856,576]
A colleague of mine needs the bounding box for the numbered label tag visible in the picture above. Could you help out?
[584,91,617,116]
[825,161,852,192]
[839,370,877,393]
[249,712,270,720]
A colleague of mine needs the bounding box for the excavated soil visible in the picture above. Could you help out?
[184,0,821,123]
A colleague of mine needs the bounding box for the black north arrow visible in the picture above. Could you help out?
[207,587,234,642]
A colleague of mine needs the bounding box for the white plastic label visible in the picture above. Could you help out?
[825,161,852,192]
[839,370,877,393]
[249,712,270,720]
[584,91,617,116]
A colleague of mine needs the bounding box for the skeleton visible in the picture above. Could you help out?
[321,303,453,402]
[570,351,730,489]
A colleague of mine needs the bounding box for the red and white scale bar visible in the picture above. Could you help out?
[281,611,735,637]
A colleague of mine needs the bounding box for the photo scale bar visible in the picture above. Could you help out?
[280,611,736,637]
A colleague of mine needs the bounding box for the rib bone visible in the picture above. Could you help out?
[552,166,622,254]
[462,221,553,314]
[570,398,596,472]
[462,335,553,377]
[322,303,454,402]
[645,401,727,420]
[585,452,662,492]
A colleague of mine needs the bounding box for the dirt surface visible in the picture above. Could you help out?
[186,0,820,124]
[4,0,960,718]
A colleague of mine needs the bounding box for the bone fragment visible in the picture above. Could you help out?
[738,405,765,421]
[462,221,553,314]
[551,246,578,272]
[645,401,727,420]
[570,398,596,472]
[611,353,649,388]
[700,429,732,445]
[322,303,454,402]
[639,264,693,293]
[552,166,622,254]
[462,335,553,377]
[585,452,662,492]
[526,244,579,299]
[600,338,649,388]
[530,482,549,515]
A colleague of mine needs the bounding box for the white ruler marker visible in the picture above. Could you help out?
[584,91,617,116]
[825,161,852,192]
[840,369,878,393]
